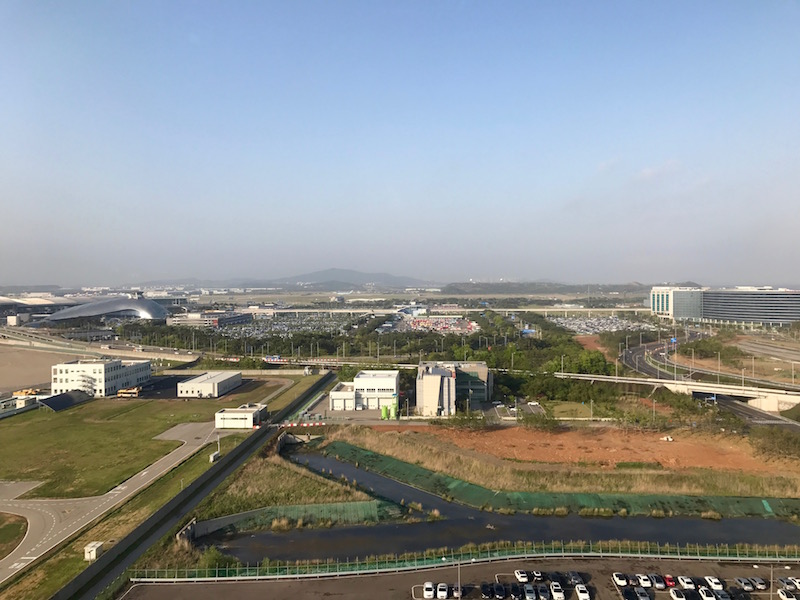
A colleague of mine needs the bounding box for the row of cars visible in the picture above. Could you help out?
[422,570,591,600]
[613,573,799,600]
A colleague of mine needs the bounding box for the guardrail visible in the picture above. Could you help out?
[128,540,800,583]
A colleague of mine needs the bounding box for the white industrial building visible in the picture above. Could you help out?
[329,370,399,411]
[51,359,151,398]
[177,371,242,398]
[214,403,266,429]
[416,364,458,417]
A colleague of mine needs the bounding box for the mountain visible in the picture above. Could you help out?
[268,269,435,289]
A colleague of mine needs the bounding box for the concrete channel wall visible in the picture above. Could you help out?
[50,371,336,600]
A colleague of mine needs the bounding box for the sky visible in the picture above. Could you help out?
[2,1,800,287]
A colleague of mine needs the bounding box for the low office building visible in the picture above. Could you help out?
[416,361,492,417]
[51,359,151,398]
[215,403,266,428]
[167,311,253,328]
[329,370,399,411]
[178,371,242,398]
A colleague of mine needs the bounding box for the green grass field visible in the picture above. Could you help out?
[0,433,247,600]
[0,514,27,562]
[0,376,305,498]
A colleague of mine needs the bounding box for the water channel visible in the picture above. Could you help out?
[202,453,800,564]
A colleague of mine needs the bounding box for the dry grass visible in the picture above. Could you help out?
[326,425,800,497]
[193,454,369,521]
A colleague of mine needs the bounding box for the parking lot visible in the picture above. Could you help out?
[121,558,800,600]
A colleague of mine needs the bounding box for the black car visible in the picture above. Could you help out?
[510,582,523,600]
[495,581,507,599]
[568,572,584,586]
[623,588,639,600]
[482,582,493,599]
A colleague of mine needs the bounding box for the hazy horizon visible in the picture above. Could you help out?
[3,2,799,287]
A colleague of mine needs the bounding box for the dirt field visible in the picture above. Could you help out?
[0,346,82,394]
[371,425,793,475]
[576,335,615,360]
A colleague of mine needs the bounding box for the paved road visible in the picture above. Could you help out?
[0,422,231,585]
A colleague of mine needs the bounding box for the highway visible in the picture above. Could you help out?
[0,422,231,586]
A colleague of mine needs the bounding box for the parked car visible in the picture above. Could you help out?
[424,582,436,599]
[452,584,463,598]
[699,587,716,600]
[550,582,565,600]
[481,582,493,599]
[613,573,630,587]
[537,583,551,600]
[779,590,797,600]
[438,582,449,599]
[650,575,666,590]
[575,584,591,600]
[515,570,530,583]
[715,591,732,600]
[790,579,800,590]
[523,584,536,600]
[510,583,522,600]
[634,587,650,600]
[568,572,584,586]
[734,578,754,592]
[779,579,797,591]
[750,578,768,591]
[678,577,696,590]
[637,575,653,589]
[670,589,687,600]
[664,575,676,588]
[495,581,507,599]
[705,577,724,591]
[532,572,545,582]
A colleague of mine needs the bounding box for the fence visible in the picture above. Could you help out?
[129,540,800,583]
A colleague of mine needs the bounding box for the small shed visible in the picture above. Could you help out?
[84,541,104,561]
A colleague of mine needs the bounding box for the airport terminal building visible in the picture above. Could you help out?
[650,286,800,325]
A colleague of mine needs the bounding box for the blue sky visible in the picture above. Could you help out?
[2,1,799,286]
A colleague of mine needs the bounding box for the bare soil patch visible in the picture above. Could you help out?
[0,346,82,393]
[576,335,614,360]
[370,425,792,475]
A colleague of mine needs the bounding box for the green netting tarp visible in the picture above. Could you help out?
[323,441,800,519]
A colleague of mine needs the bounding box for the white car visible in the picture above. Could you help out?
[705,577,724,591]
[779,579,797,591]
[424,582,435,599]
[670,589,686,600]
[515,570,529,583]
[575,584,591,600]
[750,578,768,591]
[551,581,566,600]
[637,575,653,588]
[779,590,797,600]
[613,573,629,587]
[437,582,449,599]
[699,587,716,600]
[678,577,696,590]
[790,579,800,590]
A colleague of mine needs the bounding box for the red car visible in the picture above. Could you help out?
[664,575,676,588]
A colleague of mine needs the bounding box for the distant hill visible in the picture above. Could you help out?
[269,269,434,289]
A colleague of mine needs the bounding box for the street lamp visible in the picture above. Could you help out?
[717,351,721,385]
[742,368,746,389]
[793,361,798,386]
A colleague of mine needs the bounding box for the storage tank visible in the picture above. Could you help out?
[390,404,397,420]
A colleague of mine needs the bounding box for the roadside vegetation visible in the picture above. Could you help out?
[191,451,369,522]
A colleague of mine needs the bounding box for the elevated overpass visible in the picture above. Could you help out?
[554,372,800,412]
